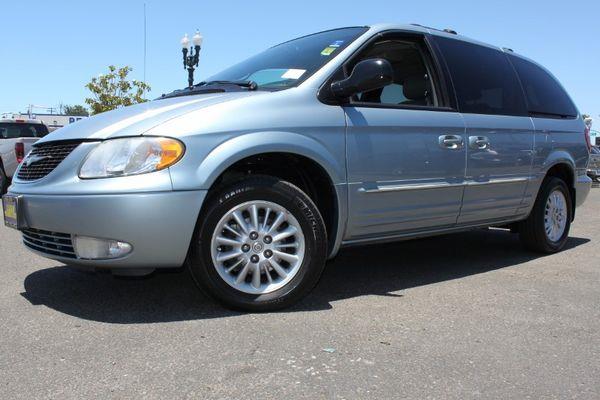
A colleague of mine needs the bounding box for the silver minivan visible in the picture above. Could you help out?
[3,24,592,310]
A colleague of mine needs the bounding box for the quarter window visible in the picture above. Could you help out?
[435,37,527,116]
[508,55,578,118]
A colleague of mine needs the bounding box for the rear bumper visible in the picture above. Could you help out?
[9,190,207,269]
[575,174,592,207]
[587,169,600,178]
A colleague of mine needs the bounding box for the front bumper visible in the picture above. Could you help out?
[9,190,207,269]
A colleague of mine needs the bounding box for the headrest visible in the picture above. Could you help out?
[402,75,427,100]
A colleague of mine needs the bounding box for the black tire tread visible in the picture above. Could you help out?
[519,177,572,253]
[0,164,8,195]
[187,175,327,311]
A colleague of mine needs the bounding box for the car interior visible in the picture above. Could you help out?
[353,39,436,107]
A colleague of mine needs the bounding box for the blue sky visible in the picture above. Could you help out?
[1,0,599,119]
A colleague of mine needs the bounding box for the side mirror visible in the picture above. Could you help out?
[330,58,394,99]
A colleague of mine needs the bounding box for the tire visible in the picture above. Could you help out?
[519,177,572,253]
[0,165,8,195]
[187,175,327,311]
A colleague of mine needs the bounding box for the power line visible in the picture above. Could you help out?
[143,3,147,87]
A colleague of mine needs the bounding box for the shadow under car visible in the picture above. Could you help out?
[20,228,590,323]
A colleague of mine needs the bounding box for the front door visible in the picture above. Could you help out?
[345,109,467,240]
[343,34,467,241]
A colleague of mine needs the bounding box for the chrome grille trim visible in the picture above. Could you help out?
[17,141,83,181]
[22,228,76,259]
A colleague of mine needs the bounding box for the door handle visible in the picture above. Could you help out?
[469,136,490,150]
[438,135,464,150]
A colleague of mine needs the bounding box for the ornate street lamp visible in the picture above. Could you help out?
[181,30,203,88]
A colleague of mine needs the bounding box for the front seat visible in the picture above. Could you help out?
[400,75,429,106]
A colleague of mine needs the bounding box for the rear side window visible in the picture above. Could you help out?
[435,37,527,116]
[0,123,48,138]
[508,55,577,118]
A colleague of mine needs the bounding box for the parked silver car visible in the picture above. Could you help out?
[3,24,592,310]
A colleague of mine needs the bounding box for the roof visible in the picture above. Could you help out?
[366,23,505,52]
[0,118,44,124]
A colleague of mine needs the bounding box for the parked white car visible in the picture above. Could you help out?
[0,118,48,194]
[587,146,600,182]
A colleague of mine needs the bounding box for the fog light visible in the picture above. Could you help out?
[72,236,132,260]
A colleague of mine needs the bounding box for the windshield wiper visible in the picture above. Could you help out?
[158,80,259,100]
[196,80,259,91]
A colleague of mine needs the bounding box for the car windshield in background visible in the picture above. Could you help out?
[0,123,48,139]
[203,27,368,90]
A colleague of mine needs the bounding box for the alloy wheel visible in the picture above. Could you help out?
[210,200,306,294]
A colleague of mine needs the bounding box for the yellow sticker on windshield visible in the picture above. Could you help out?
[321,47,337,56]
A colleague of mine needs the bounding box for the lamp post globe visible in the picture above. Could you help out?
[192,30,203,47]
[180,30,203,88]
[180,33,190,49]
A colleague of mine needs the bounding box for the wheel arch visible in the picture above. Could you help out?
[542,152,577,220]
[196,131,347,258]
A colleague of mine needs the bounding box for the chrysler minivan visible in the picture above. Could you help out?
[3,24,592,310]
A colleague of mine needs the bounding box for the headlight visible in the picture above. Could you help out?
[79,137,185,179]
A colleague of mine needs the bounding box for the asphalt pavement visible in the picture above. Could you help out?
[1,189,599,399]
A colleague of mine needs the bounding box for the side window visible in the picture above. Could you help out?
[351,39,437,107]
[435,37,527,116]
[508,55,577,118]
[20,126,36,138]
[30,124,49,137]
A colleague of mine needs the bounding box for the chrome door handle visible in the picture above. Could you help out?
[469,136,490,150]
[438,135,464,149]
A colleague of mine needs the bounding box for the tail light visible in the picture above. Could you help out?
[15,142,25,163]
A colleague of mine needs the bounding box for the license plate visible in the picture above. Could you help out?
[2,195,22,230]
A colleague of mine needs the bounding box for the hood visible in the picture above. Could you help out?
[39,92,264,143]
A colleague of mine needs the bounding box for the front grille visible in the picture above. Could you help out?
[22,228,76,259]
[17,141,82,181]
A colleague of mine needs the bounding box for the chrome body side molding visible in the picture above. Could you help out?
[359,176,530,194]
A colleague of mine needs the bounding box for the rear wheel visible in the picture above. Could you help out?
[187,176,327,311]
[519,177,572,253]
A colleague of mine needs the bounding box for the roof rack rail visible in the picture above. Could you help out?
[410,23,458,35]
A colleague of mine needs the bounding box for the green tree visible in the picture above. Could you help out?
[85,65,151,115]
[63,104,89,116]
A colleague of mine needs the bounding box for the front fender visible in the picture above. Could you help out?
[190,131,345,190]
[168,130,348,259]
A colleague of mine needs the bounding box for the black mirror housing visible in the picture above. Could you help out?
[330,58,394,99]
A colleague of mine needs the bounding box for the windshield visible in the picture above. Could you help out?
[204,27,368,90]
[0,123,48,139]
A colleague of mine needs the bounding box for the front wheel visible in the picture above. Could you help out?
[519,177,572,253]
[187,176,327,311]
